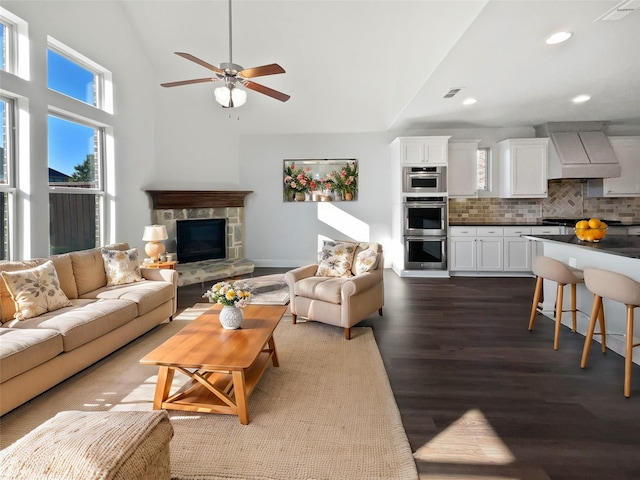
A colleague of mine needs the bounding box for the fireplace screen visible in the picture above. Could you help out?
[176,218,226,263]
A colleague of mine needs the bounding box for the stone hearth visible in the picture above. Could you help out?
[146,190,254,286]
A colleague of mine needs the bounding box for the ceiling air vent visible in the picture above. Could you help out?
[443,88,461,99]
[596,0,640,21]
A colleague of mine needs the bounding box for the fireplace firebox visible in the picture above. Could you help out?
[176,218,226,263]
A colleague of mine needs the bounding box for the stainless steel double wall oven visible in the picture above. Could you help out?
[402,165,448,270]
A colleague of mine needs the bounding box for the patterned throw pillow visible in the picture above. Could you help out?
[316,240,357,278]
[354,249,380,275]
[0,260,73,320]
[101,248,142,287]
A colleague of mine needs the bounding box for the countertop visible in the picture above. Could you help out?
[524,234,640,259]
[449,223,546,227]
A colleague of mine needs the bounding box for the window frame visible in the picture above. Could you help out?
[0,94,17,260]
[0,7,29,80]
[476,146,491,192]
[48,111,106,251]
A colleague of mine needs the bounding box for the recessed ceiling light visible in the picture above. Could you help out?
[573,94,591,103]
[462,98,477,106]
[546,31,573,44]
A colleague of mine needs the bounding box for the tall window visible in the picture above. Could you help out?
[48,114,103,255]
[47,37,110,255]
[0,95,16,260]
[477,147,491,191]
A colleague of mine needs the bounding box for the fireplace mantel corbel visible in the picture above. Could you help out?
[146,190,253,209]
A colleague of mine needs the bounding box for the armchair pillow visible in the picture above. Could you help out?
[101,248,142,287]
[354,248,380,275]
[0,260,72,320]
[316,240,357,278]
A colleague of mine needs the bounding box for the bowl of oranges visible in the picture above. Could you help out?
[575,218,608,242]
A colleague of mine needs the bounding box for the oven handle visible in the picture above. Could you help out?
[405,235,447,241]
[403,201,447,207]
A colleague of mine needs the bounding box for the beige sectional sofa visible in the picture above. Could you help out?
[0,243,178,416]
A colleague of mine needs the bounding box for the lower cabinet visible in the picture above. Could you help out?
[449,226,563,275]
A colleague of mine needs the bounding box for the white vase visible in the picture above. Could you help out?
[219,305,244,329]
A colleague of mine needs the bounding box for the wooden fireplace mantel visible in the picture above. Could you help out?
[146,190,253,209]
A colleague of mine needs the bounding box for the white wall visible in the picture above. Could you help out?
[3,1,156,257]
[239,133,393,267]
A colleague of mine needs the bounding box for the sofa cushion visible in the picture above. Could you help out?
[295,276,348,305]
[82,280,174,317]
[0,260,45,323]
[316,240,357,278]
[101,248,142,286]
[49,253,79,300]
[5,298,138,352]
[0,261,73,320]
[69,243,130,297]
[0,327,64,383]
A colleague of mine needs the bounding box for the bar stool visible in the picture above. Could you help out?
[581,268,640,398]
[528,256,584,350]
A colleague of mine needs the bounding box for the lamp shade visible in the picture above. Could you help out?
[214,85,247,108]
[142,225,168,242]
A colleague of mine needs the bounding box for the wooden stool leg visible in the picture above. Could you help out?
[624,306,634,398]
[571,283,577,332]
[554,283,564,351]
[598,304,607,353]
[528,276,543,331]
[581,295,602,368]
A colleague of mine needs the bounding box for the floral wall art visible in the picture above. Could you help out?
[283,159,358,202]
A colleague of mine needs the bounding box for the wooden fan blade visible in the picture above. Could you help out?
[242,81,290,102]
[175,52,224,75]
[238,63,286,79]
[161,77,218,88]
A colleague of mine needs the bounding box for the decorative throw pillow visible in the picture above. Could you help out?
[316,240,357,278]
[101,248,142,287]
[354,249,380,275]
[0,260,73,320]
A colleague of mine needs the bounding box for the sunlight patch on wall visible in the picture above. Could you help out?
[413,408,516,465]
[317,202,369,241]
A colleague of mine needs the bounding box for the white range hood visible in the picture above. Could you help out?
[535,122,622,179]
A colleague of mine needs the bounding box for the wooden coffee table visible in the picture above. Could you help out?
[140,303,287,424]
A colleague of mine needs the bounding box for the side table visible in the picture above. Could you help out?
[144,261,177,270]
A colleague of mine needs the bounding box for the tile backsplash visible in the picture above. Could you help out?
[449,180,640,224]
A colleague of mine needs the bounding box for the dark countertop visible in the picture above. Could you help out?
[449,223,546,227]
[524,234,640,259]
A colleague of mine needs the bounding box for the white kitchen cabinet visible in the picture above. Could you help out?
[503,227,532,271]
[449,227,504,272]
[448,140,479,197]
[449,228,477,271]
[476,227,503,271]
[499,138,549,198]
[394,136,451,166]
[602,137,640,197]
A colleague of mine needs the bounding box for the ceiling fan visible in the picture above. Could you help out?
[160,0,290,108]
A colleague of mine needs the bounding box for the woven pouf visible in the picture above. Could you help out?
[0,410,173,480]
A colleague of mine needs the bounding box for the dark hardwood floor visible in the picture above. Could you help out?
[178,269,640,480]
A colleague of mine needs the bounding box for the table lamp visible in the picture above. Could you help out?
[142,225,168,262]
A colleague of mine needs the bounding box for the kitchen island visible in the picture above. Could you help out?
[525,233,640,366]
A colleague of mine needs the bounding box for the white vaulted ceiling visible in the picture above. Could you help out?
[119,0,640,134]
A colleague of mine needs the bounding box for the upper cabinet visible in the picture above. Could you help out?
[448,140,479,198]
[498,138,549,198]
[602,136,640,197]
[395,136,451,166]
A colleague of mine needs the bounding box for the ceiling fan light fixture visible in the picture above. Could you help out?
[214,85,247,108]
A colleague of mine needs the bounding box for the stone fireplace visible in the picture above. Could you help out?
[145,190,255,286]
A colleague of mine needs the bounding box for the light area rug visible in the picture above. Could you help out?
[244,273,290,305]
[0,303,417,480]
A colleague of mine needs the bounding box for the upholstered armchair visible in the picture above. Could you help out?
[284,240,384,340]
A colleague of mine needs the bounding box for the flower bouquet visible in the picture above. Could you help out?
[283,164,317,201]
[202,280,252,307]
[327,161,358,199]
